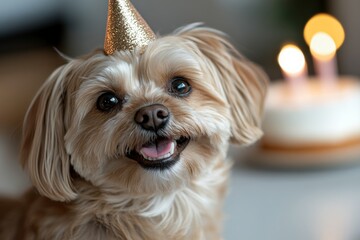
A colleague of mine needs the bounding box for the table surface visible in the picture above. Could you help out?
[224,146,360,240]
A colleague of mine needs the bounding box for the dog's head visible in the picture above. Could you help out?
[21,25,267,201]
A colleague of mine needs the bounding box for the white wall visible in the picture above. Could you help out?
[1,0,359,75]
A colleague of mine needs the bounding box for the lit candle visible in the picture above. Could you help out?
[277,44,307,87]
[304,13,345,85]
[310,32,337,84]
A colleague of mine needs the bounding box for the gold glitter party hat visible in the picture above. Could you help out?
[104,0,156,55]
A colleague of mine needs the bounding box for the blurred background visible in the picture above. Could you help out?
[1,0,360,239]
[2,0,360,132]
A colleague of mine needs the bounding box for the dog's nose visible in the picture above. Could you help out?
[134,104,169,131]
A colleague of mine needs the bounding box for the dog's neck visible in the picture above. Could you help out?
[72,157,229,239]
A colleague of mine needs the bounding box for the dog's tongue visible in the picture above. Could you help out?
[140,138,174,159]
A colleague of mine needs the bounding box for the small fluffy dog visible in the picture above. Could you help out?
[0,25,267,239]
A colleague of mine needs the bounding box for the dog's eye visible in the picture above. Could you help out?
[169,77,192,97]
[97,92,120,112]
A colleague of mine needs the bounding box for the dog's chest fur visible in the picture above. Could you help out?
[77,160,227,240]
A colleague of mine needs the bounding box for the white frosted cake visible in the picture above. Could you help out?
[262,76,360,150]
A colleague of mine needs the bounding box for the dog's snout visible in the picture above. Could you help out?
[135,104,169,131]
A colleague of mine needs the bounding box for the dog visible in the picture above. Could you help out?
[0,24,267,239]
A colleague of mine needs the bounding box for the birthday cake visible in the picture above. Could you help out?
[261,77,360,151]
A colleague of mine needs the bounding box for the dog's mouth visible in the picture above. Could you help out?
[126,136,190,170]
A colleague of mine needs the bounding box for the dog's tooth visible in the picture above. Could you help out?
[140,151,152,161]
[170,142,175,155]
[140,153,147,160]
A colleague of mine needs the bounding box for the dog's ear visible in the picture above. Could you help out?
[178,25,268,145]
[20,62,78,202]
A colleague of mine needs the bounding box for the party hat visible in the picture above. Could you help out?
[104,0,156,55]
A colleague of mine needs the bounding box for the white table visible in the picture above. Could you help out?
[224,148,360,240]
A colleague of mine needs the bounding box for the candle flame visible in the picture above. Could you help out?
[310,32,336,61]
[278,44,306,76]
[304,13,345,50]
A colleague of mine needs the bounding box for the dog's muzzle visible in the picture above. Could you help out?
[127,104,190,170]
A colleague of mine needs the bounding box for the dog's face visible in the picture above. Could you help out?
[21,26,267,201]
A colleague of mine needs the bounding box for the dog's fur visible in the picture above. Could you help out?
[0,25,267,240]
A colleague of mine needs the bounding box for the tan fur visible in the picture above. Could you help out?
[0,24,268,240]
